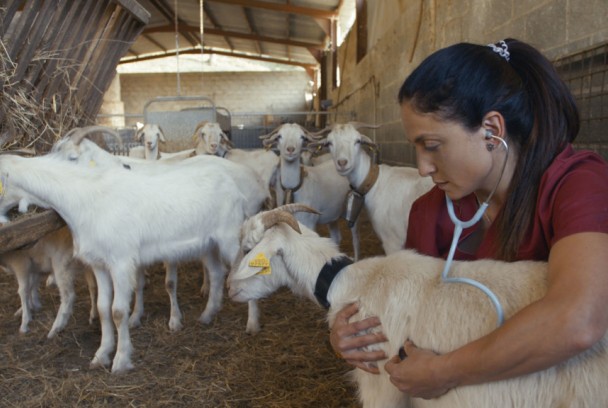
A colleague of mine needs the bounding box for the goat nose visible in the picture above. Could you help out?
[337,159,347,168]
[287,146,295,153]
[210,143,217,148]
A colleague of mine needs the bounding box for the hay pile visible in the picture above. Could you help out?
[0,214,385,407]
[0,38,88,153]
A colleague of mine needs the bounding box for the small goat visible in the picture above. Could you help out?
[0,226,97,337]
[0,145,251,373]
[228,205,608,408]
[312,123,434,254]
[260,123,360,260]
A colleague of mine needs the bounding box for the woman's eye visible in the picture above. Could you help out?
[423,142,440,151]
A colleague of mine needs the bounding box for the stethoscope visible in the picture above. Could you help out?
[441,131,510,327]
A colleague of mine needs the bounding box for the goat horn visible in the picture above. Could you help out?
[261,204,319,234]
[349,121,382,130]
[0,147,37,156]
[69,126,123,147]
[277,203,320,215]
[308,125,333,139]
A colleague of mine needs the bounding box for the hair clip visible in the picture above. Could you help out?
[487,40,510,62]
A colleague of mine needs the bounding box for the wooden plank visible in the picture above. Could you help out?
[115,0,151,25]
[0,210,66,254]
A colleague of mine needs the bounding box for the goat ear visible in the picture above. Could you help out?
[306,140,327,153]
[220,132,234,148]
[238,249,279,279]
[158,128,167,143]
[135,129,144,142]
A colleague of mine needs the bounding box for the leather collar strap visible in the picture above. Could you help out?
[314,256,354,309]
[281,165,307,204]
[351,162,379,196]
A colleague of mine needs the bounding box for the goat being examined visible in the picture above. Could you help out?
[228,205,608,408]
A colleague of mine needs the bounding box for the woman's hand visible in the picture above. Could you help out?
[329,302,388,374]
[384,340,453,399]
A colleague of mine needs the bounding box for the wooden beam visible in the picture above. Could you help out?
[144,24,325,50]
[207,0,339,19]
[0,210,66,255]
[120,47,317,72]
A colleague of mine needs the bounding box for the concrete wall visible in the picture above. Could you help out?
[116,70,311,127]
[327,0,608,166]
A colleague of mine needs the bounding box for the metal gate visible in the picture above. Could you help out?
[555,43,608,160]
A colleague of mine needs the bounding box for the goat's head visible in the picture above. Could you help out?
[228,204,319,302]
[308,122,380,175]
[259,123,315,163]
[193,121,232,156]
[0,149,39,221]
[136,124,166,151]
[50,126,123,168]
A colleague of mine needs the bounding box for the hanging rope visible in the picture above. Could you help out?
[174,0,181,95]
[200,0,204,92]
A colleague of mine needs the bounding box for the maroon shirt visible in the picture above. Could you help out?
[405,145,608,261]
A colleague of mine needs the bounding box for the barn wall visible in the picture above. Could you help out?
[328,0,608,166]
[116,70,311,127]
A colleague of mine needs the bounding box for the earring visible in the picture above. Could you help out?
[484,129,495,151]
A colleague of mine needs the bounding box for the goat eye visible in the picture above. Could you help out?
[355,139,361,144]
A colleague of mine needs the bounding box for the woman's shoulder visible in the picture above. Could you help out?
[545,144,608,181]
[539,144,608,244]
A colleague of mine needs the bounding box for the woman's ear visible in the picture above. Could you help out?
[481,111,506,138]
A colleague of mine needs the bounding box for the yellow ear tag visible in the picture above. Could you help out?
[248,252,272,275]
[0,178,3,195]
[88,160,96,167]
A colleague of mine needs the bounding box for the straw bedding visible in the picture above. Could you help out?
[0,213,386,407]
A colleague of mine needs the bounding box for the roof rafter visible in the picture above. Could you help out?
[144,24,325,50]
[120,46,317,76]
[207,0,339,19]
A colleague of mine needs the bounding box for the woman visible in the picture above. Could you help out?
[329,38,608,399]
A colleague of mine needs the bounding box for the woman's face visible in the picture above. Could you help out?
[401,102,495,200]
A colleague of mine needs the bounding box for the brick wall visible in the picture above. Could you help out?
[117,70,311,127]
[327,0,608,166]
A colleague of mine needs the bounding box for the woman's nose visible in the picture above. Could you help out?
[416,156,436,177]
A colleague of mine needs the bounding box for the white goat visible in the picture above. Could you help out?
[228,205,608,408]
[129,123,195,161]
[261,123,360,260]
[0,226,97,336]
[312,123,434,254]
[194,121,279,190]
[129,123,166,159]
[49,127,267,335]
[0,147,253,373]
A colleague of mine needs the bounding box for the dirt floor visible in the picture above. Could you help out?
[0,212,385,407]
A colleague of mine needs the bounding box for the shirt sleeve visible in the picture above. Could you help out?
[550,159,608,245]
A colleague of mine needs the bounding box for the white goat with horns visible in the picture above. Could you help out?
[310,122,434,255]
[0,131,254,373]
[228,204,608,408]
[49,126,267,335]
[260,123,360,260]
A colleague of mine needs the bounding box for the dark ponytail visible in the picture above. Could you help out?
[399,39,580,260]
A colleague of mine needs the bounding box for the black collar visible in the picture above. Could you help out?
[314,256,353,309]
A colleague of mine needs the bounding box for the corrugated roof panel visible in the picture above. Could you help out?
[123,0,346,68]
